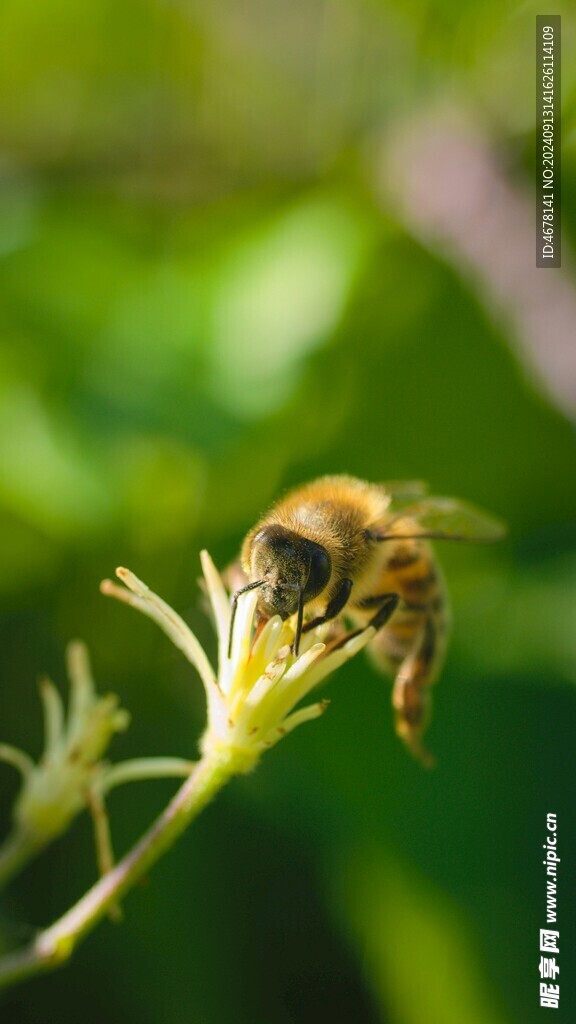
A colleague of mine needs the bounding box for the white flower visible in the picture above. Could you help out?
[0,643,194,883]
[0,643,129,844]
[101,552,377,774]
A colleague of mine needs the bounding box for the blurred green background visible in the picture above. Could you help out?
[1,0,575,1021]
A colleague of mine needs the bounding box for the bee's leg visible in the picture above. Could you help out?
[323,592,401,652]
[301,578,353,634]
[358,592,401,627]
[392,617,436,769]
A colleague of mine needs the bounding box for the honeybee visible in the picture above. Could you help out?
[230,475,505,766]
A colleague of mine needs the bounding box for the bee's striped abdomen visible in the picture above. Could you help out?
[364,540,451,766]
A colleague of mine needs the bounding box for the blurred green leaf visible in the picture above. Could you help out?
[344,853,512,1024]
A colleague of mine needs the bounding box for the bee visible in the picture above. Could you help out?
[229,475,505,766]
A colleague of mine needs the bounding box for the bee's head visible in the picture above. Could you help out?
[249,524,331,621]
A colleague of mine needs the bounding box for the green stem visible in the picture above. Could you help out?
[0,749,236,991]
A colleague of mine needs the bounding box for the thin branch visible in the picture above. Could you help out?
[0,750,234,991]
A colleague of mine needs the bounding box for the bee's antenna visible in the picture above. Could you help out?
[228,580,266,659]
[293,554,314,657]
[294,587,305,657]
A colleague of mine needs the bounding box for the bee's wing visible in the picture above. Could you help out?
[379,480,430,502]
[373,497,507,543]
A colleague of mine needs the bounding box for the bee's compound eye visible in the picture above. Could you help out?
[304,542,331,600]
